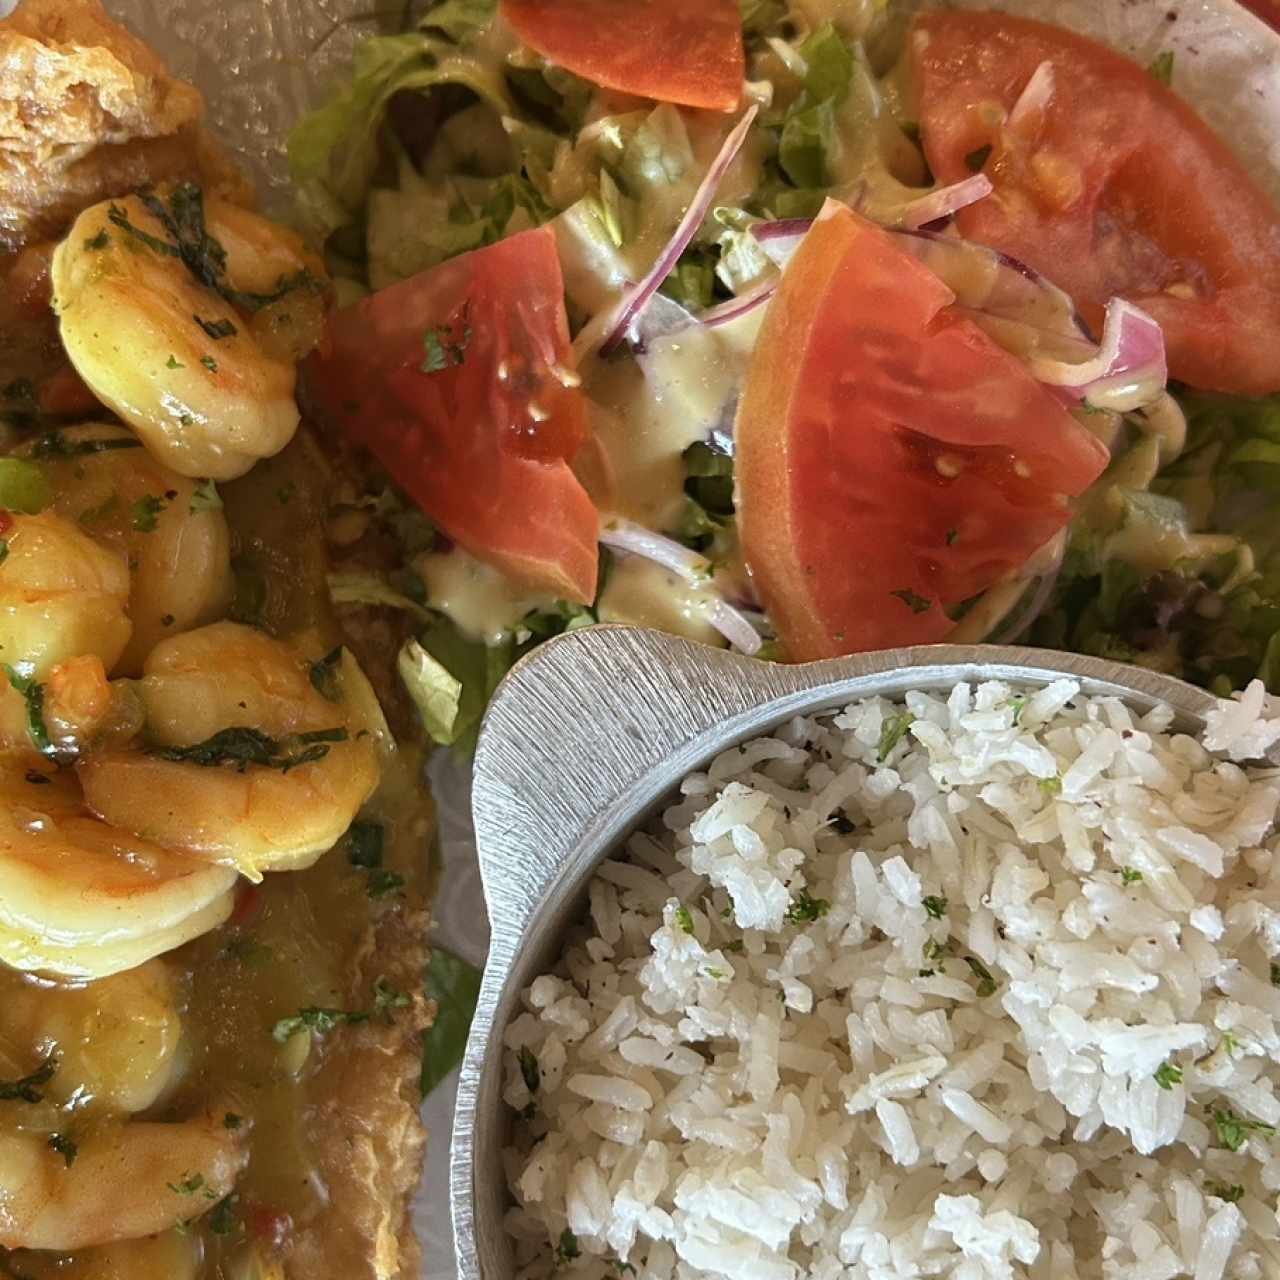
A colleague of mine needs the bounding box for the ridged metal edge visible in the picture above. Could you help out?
[451,626,1219,1278]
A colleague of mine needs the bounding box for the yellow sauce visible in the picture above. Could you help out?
[414,546,554,643]
[597,554,727,648]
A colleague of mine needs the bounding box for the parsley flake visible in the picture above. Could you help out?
[965,955,998,998]
[1213,1108,1275,1152]
[877,711,915,762]
[1153,1061,1182,1090]
[165,354,184,370]
[194,314,237,340]
[200,355,218,372]
[132,493,168,532]
[149,725,347,773]
[785,889,831,924]
[922,895,948,920]
[47,1133,77,1167]
[0,1054,57,1103]
[555,1229,580,1264]
[518,1046,540,1095]
[1120,867,1143,885]
[674,905,695,934]
[891,587,931,614]
[3,665,53,757]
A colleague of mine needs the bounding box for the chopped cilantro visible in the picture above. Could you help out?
[131,493,168,531]
[189,478,221,513]
[272,978,409,1042]
[674,905,695,934]
[194,314,237,340]
[891,588,931,614]
[1207,1182,1244,1203]
[3,665,53,757]
[309,646,344,701]
[1038,776,1062,796]
[965,955,998,998]
[166,354,184,370]
[166,1172,214,1198]
[420,311,472,373]
[876,711,915,762]
[85,229,110,251]
[223,1112,243,1130]
[200,354,218,372]
[209,1194,239,1235]
[367,868,406,898]
[555,1229,580,1264]
[785,888,831,924]
[149,725,347,773]
[1148,50,1175,85]
[1153,1061,1182,1090]
[29,432,142,458]
[922,895,948,920]
[0,1054,56,1103]
[518,1046,540,1094]
[345,819,384,868]
[1120,867,1143,885]
[1213,1108,1275,1151]
[47,1133,77,1167]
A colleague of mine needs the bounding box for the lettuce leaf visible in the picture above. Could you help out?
[421,946,482,1097]
[1035,392,1280,693]
[418,0,497,42]
[398,637,464,745]
[287,32,511,230]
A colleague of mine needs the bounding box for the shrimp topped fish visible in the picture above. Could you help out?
[0,4,433,1276]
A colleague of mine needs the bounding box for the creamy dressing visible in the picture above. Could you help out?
[597,554,726,648]
[585,308,762,531]
[414,546,553,643]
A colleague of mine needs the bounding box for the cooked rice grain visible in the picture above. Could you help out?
[503,680,1280,1280]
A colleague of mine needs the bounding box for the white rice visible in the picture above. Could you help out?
[502,679,1280,1279]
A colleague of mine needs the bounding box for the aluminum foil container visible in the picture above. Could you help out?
[82,1,1280,1275]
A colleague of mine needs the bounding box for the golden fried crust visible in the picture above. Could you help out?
[288,900,435,1280]
[0,0,250,249]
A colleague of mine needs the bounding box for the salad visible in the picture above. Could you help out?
[291,0,1280,749]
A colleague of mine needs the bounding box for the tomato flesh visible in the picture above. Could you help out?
[911,10,1280,397]
[306,227,599,604]
[735,202,1109,661]
[501,0,743,112]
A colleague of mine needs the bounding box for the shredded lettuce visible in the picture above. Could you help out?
[288,31,512,233]
[398,637,464,745]
[1036,393,1280,694]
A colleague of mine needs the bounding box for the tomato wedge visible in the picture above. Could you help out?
[911,11,1280,397]
[735,202,1109,661]
[501,0,743,112]
[306,227,599,604]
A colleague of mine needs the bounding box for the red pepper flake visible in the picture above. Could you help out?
[246,1202,294,1251]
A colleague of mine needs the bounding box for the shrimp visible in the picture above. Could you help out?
[0,510,133,750]
[78,621,382,880]
[0,962,180,1114]
[22,422,234,673]
[49,186,327,481]
[0,754,237,980]
[0,1105,246,1251]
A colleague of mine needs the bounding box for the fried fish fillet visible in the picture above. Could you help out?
[0,0,249,249]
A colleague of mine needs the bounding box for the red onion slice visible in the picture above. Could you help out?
[600,105,759,356]
[1006,60,1055,132]
[699,276,779,328]
[1029,298,1167,408]
[598,518,763,654]
[898,174,993,231]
